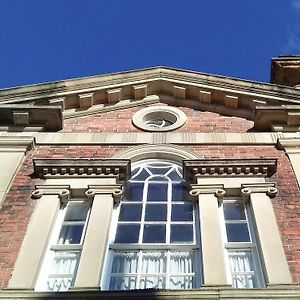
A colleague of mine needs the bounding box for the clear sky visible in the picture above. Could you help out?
[0,1,299,89]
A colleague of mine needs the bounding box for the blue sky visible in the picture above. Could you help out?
[0,1,299,89]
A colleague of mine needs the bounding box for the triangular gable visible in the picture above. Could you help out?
[0,67,300,132]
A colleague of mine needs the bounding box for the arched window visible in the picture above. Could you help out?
[103,160,201,290]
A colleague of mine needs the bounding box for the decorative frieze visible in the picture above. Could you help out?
[33,158,131,181]
[183,158,277,182]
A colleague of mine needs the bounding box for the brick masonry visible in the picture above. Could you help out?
[0,144,299,288]
[62,105,254,133]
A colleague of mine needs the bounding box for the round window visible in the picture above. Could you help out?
[132,106,187,132]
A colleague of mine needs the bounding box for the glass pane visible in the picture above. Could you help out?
[131,168,150,181]
[141,252,166,273]
[111,252,138,273]
[169,251,194,273]
[140,276,166,289]
[169,276,194,289]
[171,204,193,221]
[119,204,142,221]
[109,276,137,290]
[58,225,84,244]
[232,275,255,288]
[143,224,166,243]
[226,223,250,242]
[126,183,144,201]
[47,276,74,292]
[115,224,140,243]
[167,170,182,181]
[172,183,186,201]
[147,183,168,201]
[224,203,246,220]
[47,251,79,292]
[50,251,80,275]
[64,202,89,221]
[145,204,167,221]
[229,251,253,273]
[148,166,170,175]
[170,224,193,243]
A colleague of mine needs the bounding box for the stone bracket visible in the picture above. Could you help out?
[0,105,63,132]
[86,184,123,204]
[241,183,278,198]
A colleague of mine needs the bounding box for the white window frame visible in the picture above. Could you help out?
[35,199,91,292]
[219,198,265,288]
[102,160,201,290]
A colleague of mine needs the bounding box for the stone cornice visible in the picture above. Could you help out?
[277,137,300,150]
[1,67,300,104]
[183,159,277,182]
[1,68,300,132]
[33,159,131,182]
[255,106,300,131]
[0,136,35,153]
[0,105,62,132]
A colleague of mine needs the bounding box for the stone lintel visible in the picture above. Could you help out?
[0,105,63,132]
[183,159,277,183]
[33,158,131,182]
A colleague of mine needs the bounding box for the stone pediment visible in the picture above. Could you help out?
[1,67,300,132]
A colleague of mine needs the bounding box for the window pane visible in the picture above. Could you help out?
[115,224,140,243]
[111,252,138,273]
[171,204,193,221]
[58,225,84,244]
[143,224,166,243]
[167,170,182,181]
[169,251,194,273]
[224,203,246,220]
[141,252,166,273]
[169,276,194,289]
[145,204,167,221]
[148,166,170,175]
[170,224,193,243]
[226,223,250,242]
[119,204,142,221]
[147,184,168,201]
[126,183,144,201]
[64,202,89,221]
[172,183,186,201]
[229,251,257,288]
[139,276,166,289]
[131,168,150,181]
[47,251,79,292]
[109,276,137,290]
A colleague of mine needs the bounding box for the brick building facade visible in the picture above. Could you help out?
[0,58,300,299]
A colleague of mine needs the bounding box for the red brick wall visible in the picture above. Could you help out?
[62,105,253,133]
[0,145,299,288]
